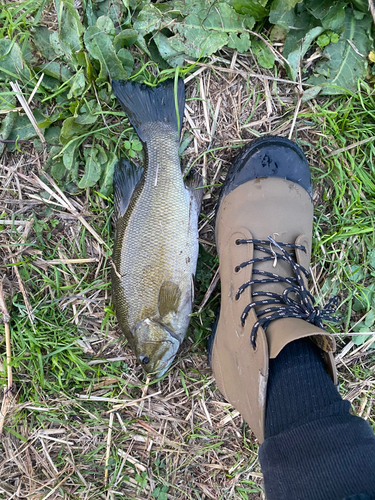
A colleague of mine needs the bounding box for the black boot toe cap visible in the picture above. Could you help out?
[222,136,313,199]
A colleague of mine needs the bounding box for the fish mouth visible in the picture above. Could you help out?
[133,318,182,377]
[152,348,178,377]
[137,337,180,376]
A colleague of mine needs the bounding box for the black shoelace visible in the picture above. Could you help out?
[236,236,339,348]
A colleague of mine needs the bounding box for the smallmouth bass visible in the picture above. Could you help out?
[111,78,202,376]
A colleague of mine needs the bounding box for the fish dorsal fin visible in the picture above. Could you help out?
[113,158,143,222]
[158,281,182,317]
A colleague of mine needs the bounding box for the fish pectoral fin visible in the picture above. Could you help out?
[158,281,182,317]
[184,168,203,208]
[113,158,143,222]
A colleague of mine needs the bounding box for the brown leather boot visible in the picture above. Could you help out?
[208,136,338,443]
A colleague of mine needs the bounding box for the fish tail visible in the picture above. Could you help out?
[112,78,185,142]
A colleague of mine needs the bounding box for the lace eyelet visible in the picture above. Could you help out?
[234,266,241,273]
[235,239,241,245]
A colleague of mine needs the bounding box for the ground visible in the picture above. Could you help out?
[1,44,375,500]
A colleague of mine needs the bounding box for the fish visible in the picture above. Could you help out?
[111,78,203,377]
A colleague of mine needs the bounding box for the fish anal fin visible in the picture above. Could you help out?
[158,281,182,318]
[184,169,203,208]
[113,158,143,222]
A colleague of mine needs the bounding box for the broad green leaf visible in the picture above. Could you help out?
[63,140,80,170]
[51,160,67,180]
[153,32,186,67]
[85,0,98,26]
[134,33,152,58]
[352,283,375,311]
[169,3,251,59]
[98,88,112,104]
[84,26,129,81]
[282,5,319,56]
[233,0,269,21]
[354,9,366,20]
[37,61,73,82]
[32,26,56,61]
[270,24,288,42]
[352,332,375,347]
[75,100,101,125]
[173,0,210,17]
[21,39,37,66]
[133,4,167,36]
[348,263,365,282]
[228,32,251,53]
[0,39,31,82]
[365,309,375,327]
[317,32,332,48]
[0,111,17,155]
[99,151,117,195]
[96,144,108,164]
[7,111,47,148]
[54,0,84,69]
[169,16,228,58]
[369,248,375,268]
[49,31,68,60]
[114,29,139,51]
[269,0,303,26]
[132,140,142,151]
[321,3,347,31]
[147,37,177,69]
[96,15,116,36]
[252,39,275,68]
[305,0,334,20]
[351,0,369,11]
[79,146,102,188]
[287,26,325,80]
[301,85,322,102]
[117,48,134,74]
[45,126,61,146]
[203,3,253,31]
[94,0,124,27]
[46,145,64,181]
[67,70,86,98]
[320,277,340,297]
[270,4,298,30]
[307,10,372,94]
[32,26,57,60]
[60,116,84,144]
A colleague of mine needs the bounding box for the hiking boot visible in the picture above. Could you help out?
[208,136,338,443]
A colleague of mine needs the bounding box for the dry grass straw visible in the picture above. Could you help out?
[9,80,46,160]
[369,0,375,25]
[27,171,110,251]
[0,280,13,435]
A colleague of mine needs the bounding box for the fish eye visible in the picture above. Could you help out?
[140,356,149,365]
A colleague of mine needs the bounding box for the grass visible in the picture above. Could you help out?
[305,84,375,337]
[0,0,375,498]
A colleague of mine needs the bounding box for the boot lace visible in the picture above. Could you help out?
[236,236,339,349]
